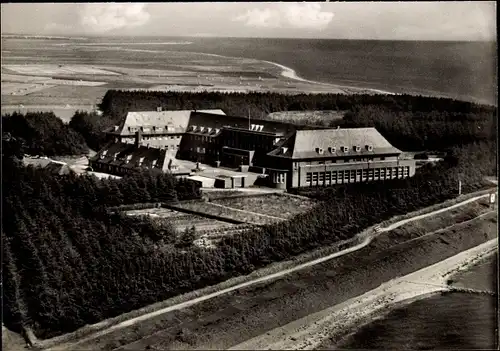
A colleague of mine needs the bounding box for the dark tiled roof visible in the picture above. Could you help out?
[188,112,296,136]
[269,128,401,159]
[90,142,190,174]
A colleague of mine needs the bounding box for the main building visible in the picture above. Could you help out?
[90,108,416,189]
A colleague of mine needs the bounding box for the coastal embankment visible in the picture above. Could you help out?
[231,239,497,350]
[38,191,497,351]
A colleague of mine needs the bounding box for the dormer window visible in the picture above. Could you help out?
[258,125,264,132]
[250,124,256,131]
[366,145,373,151]
[328,146,336,153]
[138,157,145,166]
[316,147,324,155]
[215,128,220,134]
[100,150,108,159]
[191,125,197,131]
[281,147,288,155]
[151,159,157,168]
[125,155,132,163]
[207,127,212,133]
[354,146,361,152]
[199,126,205,132]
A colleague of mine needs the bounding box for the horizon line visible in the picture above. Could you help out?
[1,33,496,43]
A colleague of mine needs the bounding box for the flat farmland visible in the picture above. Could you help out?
[3,64,120,76]
[211,194,316,219]
[125,207,235,233]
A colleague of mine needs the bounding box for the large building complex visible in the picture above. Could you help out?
[90,108,416,189]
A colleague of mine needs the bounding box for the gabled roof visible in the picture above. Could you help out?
[269,127,402,159]
[117,109,226,135]
[90,142,191,175]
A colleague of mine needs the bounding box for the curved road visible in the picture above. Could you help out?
[45,192,494,351]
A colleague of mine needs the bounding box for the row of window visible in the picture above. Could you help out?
[120,136,181,142]
[305,166,410,184]
[191,135,216,143]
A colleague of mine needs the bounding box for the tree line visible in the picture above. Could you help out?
[1,91,497,339]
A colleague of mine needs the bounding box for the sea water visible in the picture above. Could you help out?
[2,36,496,105]
[335,254,498,350]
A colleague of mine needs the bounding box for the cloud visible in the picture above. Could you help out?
[234,4,333,30]
[233,8,281,28]
[80,3,150,33]
[284,4,334,30]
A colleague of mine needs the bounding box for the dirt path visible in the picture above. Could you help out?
[43,192,494,351]
[230,238,498,350]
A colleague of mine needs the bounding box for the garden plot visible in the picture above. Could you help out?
[174,201,282,225]
[125,207,235,233]
[211,194,316,220]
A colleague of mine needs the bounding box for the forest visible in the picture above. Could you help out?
[1,91,497,339]
[2,112,89,156]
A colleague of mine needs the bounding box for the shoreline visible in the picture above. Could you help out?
[229,239,498,350]
[330,248,498,349]
[151,49,397,95]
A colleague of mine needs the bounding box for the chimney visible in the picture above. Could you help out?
[135,130,142,147]
[114,125,119,131]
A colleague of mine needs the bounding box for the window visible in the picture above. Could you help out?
[306,173,312,183]
[319,172,325,182]
[332,171,338,181]
[312,173,319,182]
[404,166,410,177]
[326,172,331,181]
[368,169,374,178]
[381,157,385,161]
[344,172,349,180]
[350,170,355,180]
[380,168,386,178]
[375,169,380,178]
[338,171,344,182]
[356,169,362,177]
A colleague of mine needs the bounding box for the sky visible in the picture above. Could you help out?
[0,2,496,41]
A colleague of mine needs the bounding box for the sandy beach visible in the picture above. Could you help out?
[230,238,498,350]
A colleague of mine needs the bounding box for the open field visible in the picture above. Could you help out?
[211,193,316,220]
[2,38,379,122]
[266,110,346,125]
[3,64,120,76]
[42,195,497,351]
